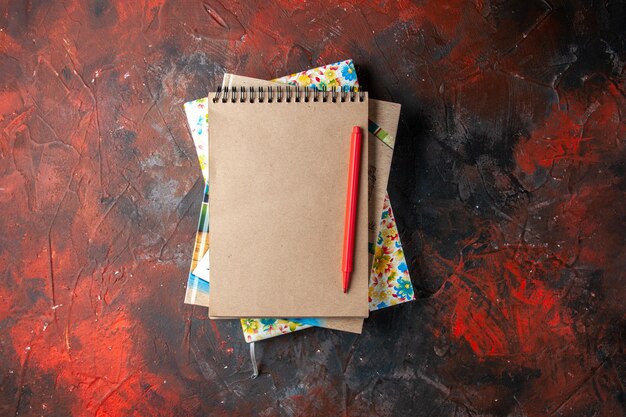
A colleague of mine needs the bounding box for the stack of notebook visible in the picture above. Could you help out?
[183,60,415,342]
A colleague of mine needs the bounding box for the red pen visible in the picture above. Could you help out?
[342,126,363,293]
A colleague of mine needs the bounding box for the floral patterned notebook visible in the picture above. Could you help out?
[183,60,415,342]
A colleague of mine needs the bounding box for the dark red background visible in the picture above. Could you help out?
[1,1,624,416]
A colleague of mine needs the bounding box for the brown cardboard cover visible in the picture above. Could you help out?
[208,87,369,318]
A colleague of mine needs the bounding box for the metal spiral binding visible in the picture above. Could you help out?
[212,86,365,103]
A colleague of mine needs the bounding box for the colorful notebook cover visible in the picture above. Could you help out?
[183,60,415,341]
[183,61,364,317]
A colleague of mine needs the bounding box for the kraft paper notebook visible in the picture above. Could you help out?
[213,74,365,332]
[208,86,369,318]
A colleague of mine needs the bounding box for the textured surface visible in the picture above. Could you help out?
[0,1,624,416]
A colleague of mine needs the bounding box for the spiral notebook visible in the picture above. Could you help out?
[208,86,370,318]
